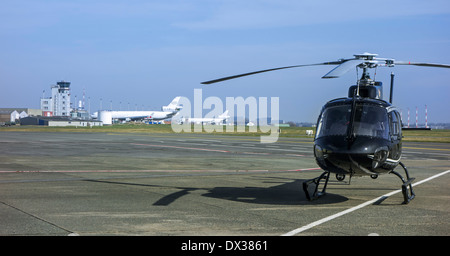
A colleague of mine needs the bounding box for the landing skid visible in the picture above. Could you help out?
[303,162,415,204]
[390,162,415,204]
[302,171,330,201]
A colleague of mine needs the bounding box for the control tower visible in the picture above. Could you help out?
[40,81,71,116]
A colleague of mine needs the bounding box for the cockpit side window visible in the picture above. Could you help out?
[390,111,401,137]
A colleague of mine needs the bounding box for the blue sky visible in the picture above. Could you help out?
[1,0,450,123]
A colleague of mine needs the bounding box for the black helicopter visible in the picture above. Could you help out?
[202,52,450,204]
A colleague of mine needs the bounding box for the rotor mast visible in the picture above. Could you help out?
[355,53,378,87]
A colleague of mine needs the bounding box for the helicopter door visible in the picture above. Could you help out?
[389,111,401,141]
[389,110,402,160]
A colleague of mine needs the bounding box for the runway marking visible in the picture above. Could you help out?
[403,151,450,157]
[0,167,321,174]
[241,152,270,155]
[282,169,450,236]
[130,142,310,157]
[130,143,230,153]
[180,142,313,153]
[404,146,450,151]
[107,132,314,144]
[0,168,322,184]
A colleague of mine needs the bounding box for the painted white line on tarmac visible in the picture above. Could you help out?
[282,169,450,236]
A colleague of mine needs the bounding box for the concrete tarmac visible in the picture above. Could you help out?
[0,131,449,236]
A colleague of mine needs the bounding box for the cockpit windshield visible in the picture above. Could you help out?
[316,103,390,139]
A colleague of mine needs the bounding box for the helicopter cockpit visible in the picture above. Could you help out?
[316,102,390,140]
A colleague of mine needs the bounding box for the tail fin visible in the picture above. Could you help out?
[162,97,182,112]
[219,110,230,119]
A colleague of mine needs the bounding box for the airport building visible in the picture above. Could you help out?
[1,81,105,127]
[40,81,71,116]
[0,108,42,125]
[20,116,103,127]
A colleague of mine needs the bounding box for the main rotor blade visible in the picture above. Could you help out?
[201,61,342,84]
[321,59,364,78]
[394,61,450,68]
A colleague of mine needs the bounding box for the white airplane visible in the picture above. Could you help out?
[98,97,182,125]
[185,110,230,125]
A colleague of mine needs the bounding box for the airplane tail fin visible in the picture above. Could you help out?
[219,110,230,119]
[162,97,182,112]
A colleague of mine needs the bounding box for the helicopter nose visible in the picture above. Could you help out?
[314,144,329,168]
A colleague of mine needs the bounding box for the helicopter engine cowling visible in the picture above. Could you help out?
[348,82,383,99]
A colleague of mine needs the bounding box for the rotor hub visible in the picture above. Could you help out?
[354,52,378,60]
